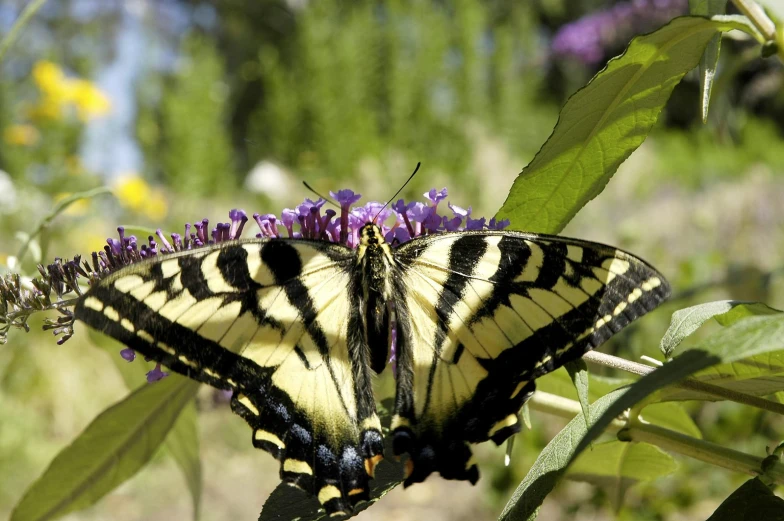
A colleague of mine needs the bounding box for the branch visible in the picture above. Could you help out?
[583,351,784,416]
[529,391,784,485]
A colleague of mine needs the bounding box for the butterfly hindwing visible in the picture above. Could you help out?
[74,239,384,516]
[389,231,670,485]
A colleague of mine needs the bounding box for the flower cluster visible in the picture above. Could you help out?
[1,188,508,381]
[253,187,509,247]
[29,60,111,122]
[551,0,687,65]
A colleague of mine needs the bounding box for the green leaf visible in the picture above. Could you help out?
[573,313,784,471]
[713,302,782,326]
[660,351,784,402]
[89,330,204,518]
[165,401,202,520]
[259,452,404,521]
[11,375,200,521]
[565,359,590,429]
[498,388,627,521]
[689,0,726,122]
[659,300,781,357]
[537,368,701,437]
[706,478,784,521]
[639,403,702,439]
[567,441,677,511]
[496,16,755,234]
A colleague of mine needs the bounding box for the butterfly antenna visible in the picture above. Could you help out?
[302,181,337,207]
[372,162,421,224]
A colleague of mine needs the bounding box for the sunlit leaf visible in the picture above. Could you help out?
[496,16,759,233]
[499,389,627,521]
[572,313,784,476]
[11,375,199,521]
[568,441,677,510]
[660,300,781,357]
[690,0,726,122]
[537,369,701,437]
[89,330,203,518]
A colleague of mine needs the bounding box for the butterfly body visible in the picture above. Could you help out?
[74,222,669,516]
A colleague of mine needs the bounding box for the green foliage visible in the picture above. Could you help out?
[499,388,629,521]
[567,441,678,510]
[251,1,550,193]
[495,16,760,234]
[10,375,199,521]
[706,478,784,520]
[659,300,782,357]
[158,34,235,195]
[1,2,784,521]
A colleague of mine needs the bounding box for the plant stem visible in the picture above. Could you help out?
[731,0,776,40]
[624,423,784,483]
[0,0,49,64]
[529,391,784,485]
[16,187,112,263]
[583,351,784,416]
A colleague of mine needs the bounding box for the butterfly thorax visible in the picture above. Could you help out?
[357,223,394,297]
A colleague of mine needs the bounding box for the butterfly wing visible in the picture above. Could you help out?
[74,239,384,515]
[389,231,669,485]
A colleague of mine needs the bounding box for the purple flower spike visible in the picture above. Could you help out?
[155,229,174,253]
[281,209,297,238]
[120,348,136,362]
[327,190,361,245]
[170,233,183,251]
[330,189,362,207]
[146,363,169,382]
[422,208,443,233]
[444,215,462,232]
[424,188,448,207]
[466,216,486,230]
[229,209,248,239]
[488,217,511,230]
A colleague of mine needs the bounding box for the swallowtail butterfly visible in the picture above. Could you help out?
[75,220,669,516]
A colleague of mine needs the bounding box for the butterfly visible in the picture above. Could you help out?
[74,219,669,516]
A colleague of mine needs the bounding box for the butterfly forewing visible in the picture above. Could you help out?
[75,239,385,516]
[389,231,669,485]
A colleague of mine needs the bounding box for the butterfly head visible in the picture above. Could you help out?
[359,223,386,247]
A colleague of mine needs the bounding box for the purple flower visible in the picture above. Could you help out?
[228,209,248,239]
[552,0,687,64]
[488,217,511,230]
[330,189,362,207]
[146,363,169,382]
[424,188,448,207]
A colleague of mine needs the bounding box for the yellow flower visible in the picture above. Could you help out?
[32,61,69,99]
[29,60,111,121]
[114,173,168,220]
[3,124,40,146]
[70,79,111,120]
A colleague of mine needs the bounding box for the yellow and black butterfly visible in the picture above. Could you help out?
[74,213,668,516]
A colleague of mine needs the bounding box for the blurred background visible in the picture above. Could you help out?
[0,0,783,520]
